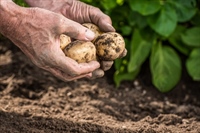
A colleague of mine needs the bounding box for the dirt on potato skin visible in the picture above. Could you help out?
[0,39,200,133]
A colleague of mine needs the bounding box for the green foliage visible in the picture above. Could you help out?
[129,0,161,16]
[181,27,200,47]
[12,0,200,92]
[186,48,200,80]
[147,3,177,37]
[80,0,200,92]
[13,0,28,7]
[128,29,152,72]
[150,42,181,92]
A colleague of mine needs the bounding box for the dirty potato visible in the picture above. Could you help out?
[63,40,97,63]
[82,23,103,42]
[94,32,125,61]
[60,34,71,50]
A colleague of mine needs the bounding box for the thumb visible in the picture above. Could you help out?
[58,18,95,41]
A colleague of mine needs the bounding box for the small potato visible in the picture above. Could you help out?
[63,40,97,63]
[82,23,103,42]
[94,32,125,61]
[60,34,71,50]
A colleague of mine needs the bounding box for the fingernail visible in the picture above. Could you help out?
[85,29,95,41]
[106,23,115,32]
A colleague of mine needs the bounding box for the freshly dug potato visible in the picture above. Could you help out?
[94,32,125,61]
[63,40,97,63]
[60,34,71,50]
[82,23,103,42]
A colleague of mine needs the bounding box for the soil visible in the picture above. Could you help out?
[0,38,200,133]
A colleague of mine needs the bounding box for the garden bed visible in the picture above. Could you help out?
[0,39,200,132]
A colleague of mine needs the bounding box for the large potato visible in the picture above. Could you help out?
[94,32,125,61]
[63,40,97,63]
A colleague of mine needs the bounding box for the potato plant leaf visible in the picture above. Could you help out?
[129,11,148,29]
[186,48,200,81]
[181,27,200,47]
[191,11,200,26]
[128,0,161,16]
[147,3,177,37]
[169,25,190,55]
[171,0,197,22]
[150,43,181,92]
[128,29,152,72]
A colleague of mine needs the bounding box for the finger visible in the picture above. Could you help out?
[101,61,114,71]
[48,67,93,81]
[88,7,116,32]
[119,49,127,58]
[65,1,115,32]
[55,55,101,77]
[45,42,100,78]
[58,16,95,41]
[68,72,93,81]
[90,69,104,79]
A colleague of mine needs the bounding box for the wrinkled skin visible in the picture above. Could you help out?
[0,0,126,81]
[24,0,116,32]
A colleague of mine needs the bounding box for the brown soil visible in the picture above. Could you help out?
[0,39,200,133]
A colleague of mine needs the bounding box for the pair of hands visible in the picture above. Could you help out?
[1,0,126,81]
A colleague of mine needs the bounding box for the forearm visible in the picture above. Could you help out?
[0,0,22,38]
[24,0,52,7]
[24,0,73,10]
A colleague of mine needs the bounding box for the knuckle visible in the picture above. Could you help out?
[55,16,66,32]
[92,7,101,13]
[89,6,102,17]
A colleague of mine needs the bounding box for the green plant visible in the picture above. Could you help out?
[12,0,200,92]
[81,0,200,92]
[13,0,28,7]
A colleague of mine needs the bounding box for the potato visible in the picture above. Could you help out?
[82,23,103,42]
[63,40,97,63]
[94,32,125,61]
[60,34,71,50]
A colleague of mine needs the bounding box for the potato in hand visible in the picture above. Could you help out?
[94,32,125,61]
[60,23,126,64]
[63,39,96,63]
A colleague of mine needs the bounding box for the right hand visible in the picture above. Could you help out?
[1,2,101,81]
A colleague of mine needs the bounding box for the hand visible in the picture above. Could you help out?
[0,1,101,81]
[24,0,115,32]
[24,0,127,79]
